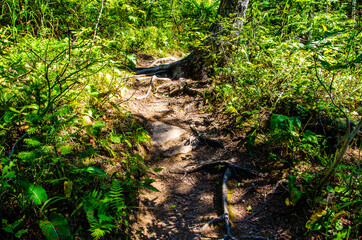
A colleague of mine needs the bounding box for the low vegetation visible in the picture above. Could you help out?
[0,0,361,239]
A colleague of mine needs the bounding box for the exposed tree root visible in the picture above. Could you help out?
[238,236,270,240]
[168,83,203,97]
[170,159,263,177]
[136,75,155,100]
[190,167,268,240]
[134,59,179,78]
[222,168,234,239]
[266,179,288,197]
[134,52,210,80]
[149,57,179,67]
[190,126,225,148]
[155,81,178,92]
[171,159,266,239]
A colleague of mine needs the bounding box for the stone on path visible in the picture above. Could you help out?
[150,121,187,147]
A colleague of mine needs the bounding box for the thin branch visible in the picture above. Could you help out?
[9,133,28,159]
[313,55,350,135]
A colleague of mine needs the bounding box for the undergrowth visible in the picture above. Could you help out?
[207,1,361,238]
[0,0,204,238]
[1,0,361,238]
[0,34,158,239]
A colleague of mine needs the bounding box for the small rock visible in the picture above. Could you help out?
[150,122,187,146]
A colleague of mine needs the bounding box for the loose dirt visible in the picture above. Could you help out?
[124,57,312,240]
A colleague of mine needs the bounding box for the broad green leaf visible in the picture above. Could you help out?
[305,210,325,231]
[302,130,318,144]
[126,54,137,67]
[142,178,159,192]
[59,145,73,155]
[93,121,105,128]
[110,134,121,143]
[82,167,107,177]
[270,114,288,132]
[15,228,28,238]
[142,183,159,192]
[153,167,164,173]
[290,187,302,205]
[4,112,14,123]
[288,117,301,131]
[39,213,71,240]
[19,181,48,205]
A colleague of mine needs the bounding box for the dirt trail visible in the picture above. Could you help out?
[124,58,309,240]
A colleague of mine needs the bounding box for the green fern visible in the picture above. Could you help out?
[83,189,119,239]
[90,228,107,240]
[109,179,126,216]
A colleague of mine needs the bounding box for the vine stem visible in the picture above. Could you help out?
[9,133,28,159]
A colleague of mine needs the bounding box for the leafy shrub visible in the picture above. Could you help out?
[0,35,153,239]
[209,1,361,238]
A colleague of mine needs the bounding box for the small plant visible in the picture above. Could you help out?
[285,174,302,206]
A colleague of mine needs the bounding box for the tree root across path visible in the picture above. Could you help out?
[170,159,268,240]
[134,54,191,79]
[169,159,263,177]
[136,75,156,100]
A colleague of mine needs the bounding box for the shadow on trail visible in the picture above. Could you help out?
[127,78,309,239]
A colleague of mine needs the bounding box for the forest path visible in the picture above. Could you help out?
[124,57,307,240]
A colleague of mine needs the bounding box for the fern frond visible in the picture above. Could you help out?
[98,213,114,223]
[90,228,106,240]
[109,179,125,211]
[83,190,103,225]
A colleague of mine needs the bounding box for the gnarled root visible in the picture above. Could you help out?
[192,167,268,240]
[169,159,263,177]
[136,75,156,100]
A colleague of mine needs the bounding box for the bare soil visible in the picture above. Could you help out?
[124,57,315,240]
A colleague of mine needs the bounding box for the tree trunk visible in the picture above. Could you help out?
[135,0,250,80]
